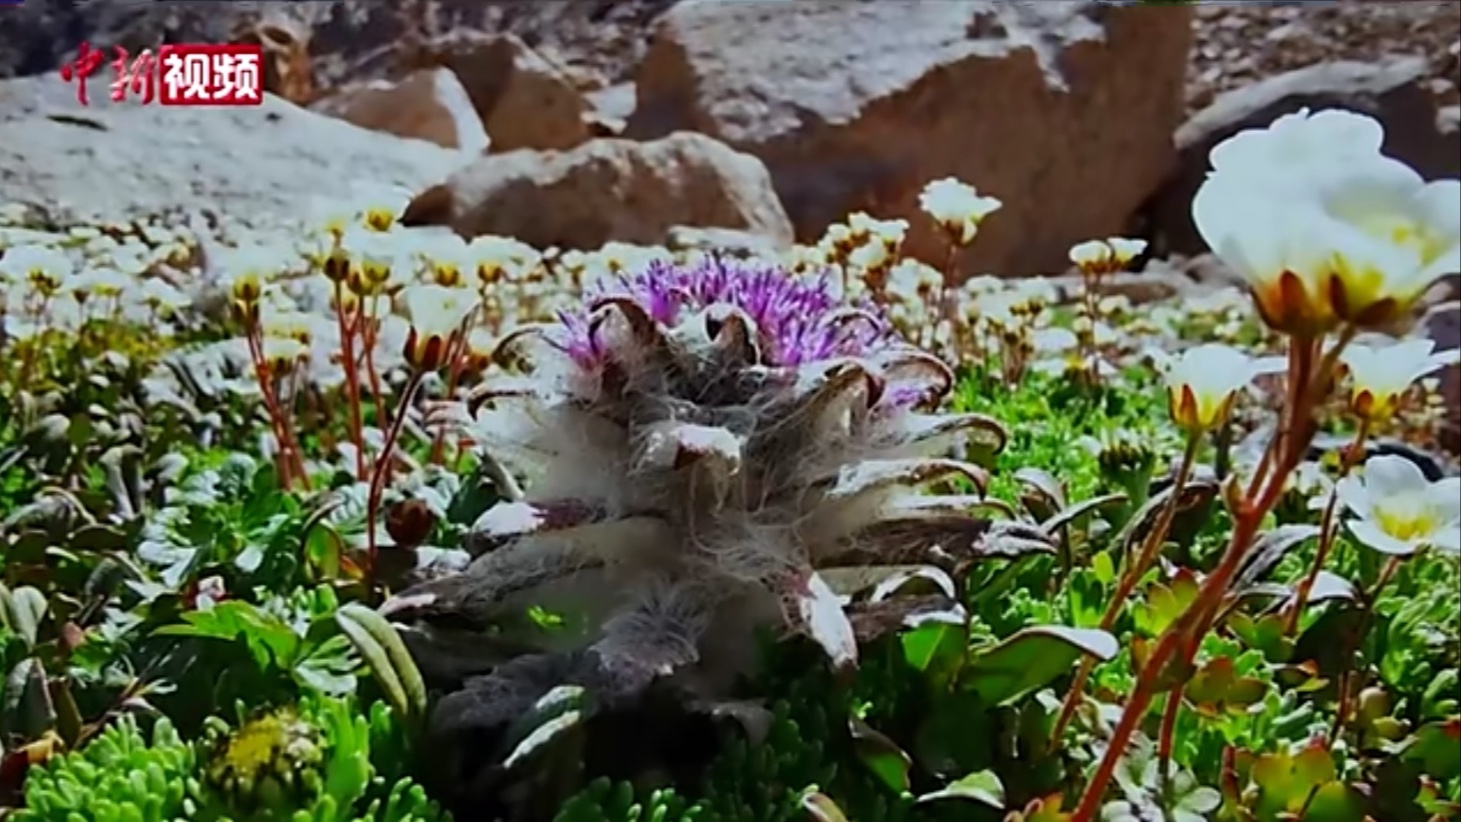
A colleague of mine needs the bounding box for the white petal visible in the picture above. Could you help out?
[1413,179,1461,242]
[1432,525,1461,555]
[1335,475,1372,518]
[1429,477,1461,524]
[1361,455,1429,497]
[1348,519,1417,556]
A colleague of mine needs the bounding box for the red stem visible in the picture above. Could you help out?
[334,286,367,480]
[1283,417,1370,634]
[1071,336,1334,821]
[364,369,424,583]
[245,329,296,490]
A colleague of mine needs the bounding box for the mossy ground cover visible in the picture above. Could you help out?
[0,129,1458,822]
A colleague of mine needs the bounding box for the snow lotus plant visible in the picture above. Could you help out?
[377,254,1048,750]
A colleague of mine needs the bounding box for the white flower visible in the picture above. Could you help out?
[919,177,1002,245]
[1312,160,1460,322]
[1069,237,1147,276]
[0,245,73,292]
[1337,455,1460,556]
[1208,108,1386,180]
[1340,338,1458,421]
[401,284,478,372]
[469,235,541,286]
[1161,343,1285,433]
[1193,109,1460,334]
[260,335,308,372]
[139,278,189,312]
[341,226,406,293]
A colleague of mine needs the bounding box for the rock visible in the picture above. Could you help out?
[666,225,781,257]
[1424,298,1461,454]
[417,32,594,154]
[0,75,464,228]
[399,131,795,251]
[310,68,489,153]
[1150,58,1461,256]
[231,14,316,106]
[626,0,1193,279]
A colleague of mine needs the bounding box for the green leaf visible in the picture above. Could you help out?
[900,612,967,690]
[335,604,427,723]
[1303,781,1366,822]
[153,600,301,670]
[293,634,359,696]
[1403,718,1461,781]
[916,769,1004,809]
[961,625,1117,706]
[850,716,911,793]
[1,585,49,648]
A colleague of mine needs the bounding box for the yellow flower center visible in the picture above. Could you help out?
[1373,500,1437,543]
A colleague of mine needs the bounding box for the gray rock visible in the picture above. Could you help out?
[0,75,465,228]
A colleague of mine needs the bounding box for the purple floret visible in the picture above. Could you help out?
[556,256,897,368]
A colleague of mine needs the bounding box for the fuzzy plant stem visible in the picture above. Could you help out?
[1052,433,1202,744]
[1070,335,1343,822]
[332,284,368,480]
[364,367,425,583]
[1283,417,1371,634]
[1328,553,1405,745]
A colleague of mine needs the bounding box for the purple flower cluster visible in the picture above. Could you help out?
[557,256,897,368]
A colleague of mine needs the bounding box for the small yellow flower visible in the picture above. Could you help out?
[1339,338,1457,423]
[402,284,478,372]
[1162,343,1283,434]
[918,177,1003,245]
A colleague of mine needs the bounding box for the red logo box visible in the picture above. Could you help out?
[156,44,264,107]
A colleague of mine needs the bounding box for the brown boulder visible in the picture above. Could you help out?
[1149,58,1461,257]
[626,0,1192,279]
[418,32,594,154]
[399,131,794,250]
[310,68,489,152]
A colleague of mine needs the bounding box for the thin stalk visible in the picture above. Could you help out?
[428,314,477,465]
[1157,689,1183,780]
[1328,554,1404,744]
[1051,433,1202,743]
[360,301,389,464]
[1283,417,1371,634]
[364,368,425,584]
[244,328,297,490]
[334,283,367,480]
